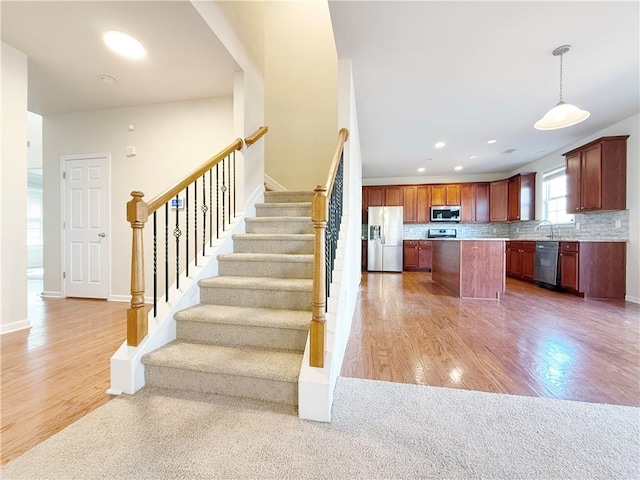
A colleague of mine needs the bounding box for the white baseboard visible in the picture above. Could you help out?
[42,291,62,298]
[625,295,639,304]
[264,174,287,192]
[1,319,31,335]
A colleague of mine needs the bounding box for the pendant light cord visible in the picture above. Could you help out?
[558,53,564,102]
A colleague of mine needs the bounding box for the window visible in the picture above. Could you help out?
[542,167,574,224]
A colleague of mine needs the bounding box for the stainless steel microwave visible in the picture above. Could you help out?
[430,205,461,222]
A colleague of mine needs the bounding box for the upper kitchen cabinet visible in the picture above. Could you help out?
[563,136,629,213]
[430,184,460,206]
[461,183,490,223]
[507,172,535,221]
[364,186,403,210]
[490,179,508,221]
[403,185,431,223]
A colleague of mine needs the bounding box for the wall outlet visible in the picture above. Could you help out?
[516,227,520,233]
[492,228,497,233]
[615,219,621,228]
[575,223,580,230]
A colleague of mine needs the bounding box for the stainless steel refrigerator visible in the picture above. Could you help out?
[367,206,403,272]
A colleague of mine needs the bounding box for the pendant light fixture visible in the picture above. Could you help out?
[534,45,590,130]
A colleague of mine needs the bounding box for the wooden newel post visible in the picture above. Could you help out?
[310,185,327,367]
[126,191,149,346]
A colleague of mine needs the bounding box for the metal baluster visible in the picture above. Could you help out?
[153,211,157,317]
[185,187,189,277]
[222,157,227,231]
[211,166,215,239]
[174,194,181,289]
[194,180,198,267]
[202,174,207,256]
[216,164,220,239]
[165,205,169,301]
[232,151,236,218]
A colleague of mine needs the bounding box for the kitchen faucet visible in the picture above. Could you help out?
[535,219,558,239]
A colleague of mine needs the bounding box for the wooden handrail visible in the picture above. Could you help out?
[147,138,243,214]
[245,125,269,147]
[309,128,349,368]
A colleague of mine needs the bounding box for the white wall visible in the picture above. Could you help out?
[192,0,266,205]
[42,97,234,298]
[264,0,338,190]
[1,42,29,333]
[515,113,639,302]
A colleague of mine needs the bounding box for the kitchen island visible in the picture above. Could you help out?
[431,239,506,299]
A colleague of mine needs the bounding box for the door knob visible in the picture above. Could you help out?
[98,232,106,238]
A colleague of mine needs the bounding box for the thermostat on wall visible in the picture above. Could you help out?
[126,146,137,157]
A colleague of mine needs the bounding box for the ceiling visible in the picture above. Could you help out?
[1,1,239,115]
[329,1,640,179]
[2,1,638,181]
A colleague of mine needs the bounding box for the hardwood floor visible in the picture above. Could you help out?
[342,272,640,407]
[0,291,128,465]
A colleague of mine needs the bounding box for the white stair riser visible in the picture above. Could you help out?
[177,322,307,351]
[245,219,313,234]
[145,365,297,405]
[256,204,312,217]
[233,238,314,254]
[200,285,312,311]
[218,259,312,279]
[264,192,315,204]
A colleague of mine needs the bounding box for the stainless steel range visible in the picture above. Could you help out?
[534,241,560,287]
[427,228,457,239]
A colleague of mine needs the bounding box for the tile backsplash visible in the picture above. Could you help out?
[363,210,629,241]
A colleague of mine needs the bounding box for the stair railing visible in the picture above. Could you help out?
[126,127,268,346]
[310,128,349,367]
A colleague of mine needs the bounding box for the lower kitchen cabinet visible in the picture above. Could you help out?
[362,240,367,271]
[506,241,535,282]
[403,240,432,271]
[559,241,626,299]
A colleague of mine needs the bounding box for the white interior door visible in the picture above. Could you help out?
[63,154,110,299]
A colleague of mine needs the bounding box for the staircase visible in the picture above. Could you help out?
[142,191,315,406]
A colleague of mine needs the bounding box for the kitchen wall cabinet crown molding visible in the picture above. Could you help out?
[563,135,629,213]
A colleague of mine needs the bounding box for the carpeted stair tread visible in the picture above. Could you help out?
[143,342,302,382]
[232,233,314,254]
[175,304,310,330]
[199,276,312,291]
[217,253,313,264]
[233,233,314,241]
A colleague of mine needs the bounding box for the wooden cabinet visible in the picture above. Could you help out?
[563,136,629,213]
[491,174,534,222]
[363,186,402,208]
[506,241,535,282]
[558,241,626,299]
[361,240,368,271]
[403,240,432,271]
[384,186,402,206]
[431,184,460,206]
[366,186,384,208]
[461,183,490,223]
[490,179,508,222]
[507,173,535,221]
[362,187,369,224]
[559,242,579,292]
[403,185,430,223]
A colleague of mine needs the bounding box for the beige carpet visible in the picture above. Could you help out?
[2,377,638,479]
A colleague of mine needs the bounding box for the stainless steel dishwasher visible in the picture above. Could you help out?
[534,241,560,287]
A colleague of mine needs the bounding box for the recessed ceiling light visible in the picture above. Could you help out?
[417,167,426,172]
[454,166,463,171]
[468,155,477,159]
[434,142,446,148]
[103,30,146,59]
[98,74,118,86]
[487,139,497,144]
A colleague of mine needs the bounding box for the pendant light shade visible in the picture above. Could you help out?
[535,45,590,131]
